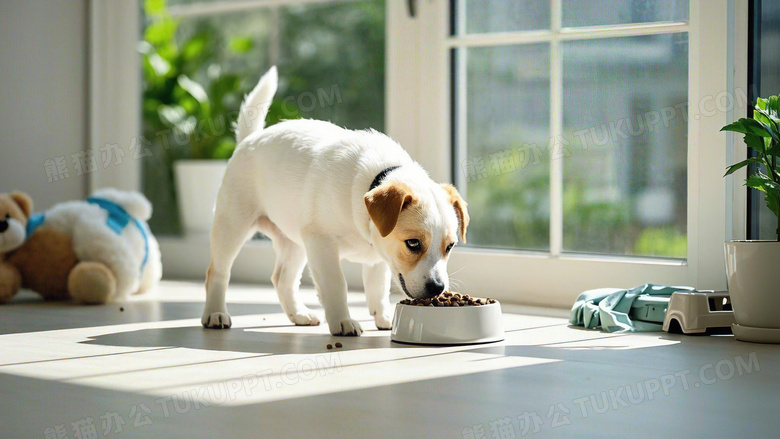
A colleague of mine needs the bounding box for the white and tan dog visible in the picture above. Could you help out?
[202,67,469,336]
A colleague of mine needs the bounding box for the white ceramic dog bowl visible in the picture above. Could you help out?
[390,302,504,345]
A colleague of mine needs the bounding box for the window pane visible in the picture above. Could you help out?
[141,1,384,235]
[453,0,550,35]
[562,33,688,258]
[562,0,689,27]
[753,0,780,240]
[457,45,551,251]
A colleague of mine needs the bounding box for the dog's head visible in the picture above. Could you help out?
[0,191,33,254]
[365,179,468,299]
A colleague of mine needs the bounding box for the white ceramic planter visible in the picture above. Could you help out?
[173,160,228,236]
[724,241,780,343]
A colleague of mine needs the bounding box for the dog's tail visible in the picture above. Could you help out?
[235,66,278,144]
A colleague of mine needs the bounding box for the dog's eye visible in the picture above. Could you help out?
[446,243,455,254]
[405,239,421,252]
[4,214,9,220]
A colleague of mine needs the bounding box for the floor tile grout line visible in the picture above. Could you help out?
[127,349,505,393]
[503,323,568,333]
[60,352,277,382]
[0,347,176,367]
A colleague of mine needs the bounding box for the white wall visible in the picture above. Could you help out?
[0,0,88,211]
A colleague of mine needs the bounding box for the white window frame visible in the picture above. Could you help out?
[90,0,749,307]
[387,0,749,307]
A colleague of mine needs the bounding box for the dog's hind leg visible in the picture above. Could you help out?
[202,203,258,329]
[261,220,320,326]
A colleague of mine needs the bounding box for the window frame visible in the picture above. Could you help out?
[387,0,749,307]
[91,0,749,307]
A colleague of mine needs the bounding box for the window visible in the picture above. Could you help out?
[141,0,385,234]
[395,0,744,306]
[748,0,780,239]
[90,0,746,306]
[452,1,689,258]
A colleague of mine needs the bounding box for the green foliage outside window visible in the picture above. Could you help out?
[140,0,385,234]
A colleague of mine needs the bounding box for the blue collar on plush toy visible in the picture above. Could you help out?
[26,197,149,271]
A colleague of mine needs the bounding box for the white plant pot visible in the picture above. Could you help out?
[174,160,228,236]
[724,240,780,343]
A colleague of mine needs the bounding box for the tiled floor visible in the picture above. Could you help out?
[1,281,777,438]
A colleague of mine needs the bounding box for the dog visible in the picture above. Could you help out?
[202,67,469,336]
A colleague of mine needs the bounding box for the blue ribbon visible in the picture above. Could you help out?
[86,197,149,271]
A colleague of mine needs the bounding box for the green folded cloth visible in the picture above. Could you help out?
[569,284,694,333]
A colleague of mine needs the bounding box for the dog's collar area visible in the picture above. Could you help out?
[369,166,401,191]
[399,273,412,297]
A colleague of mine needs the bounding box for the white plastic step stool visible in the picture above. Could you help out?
[663,290,734,334]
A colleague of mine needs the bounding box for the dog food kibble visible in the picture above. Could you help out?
[400,292,497,307]
[335,342,342,348]
[326,344,333,350]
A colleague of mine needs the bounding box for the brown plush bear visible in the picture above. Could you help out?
[0,191,80,302]
[0,190,162,304]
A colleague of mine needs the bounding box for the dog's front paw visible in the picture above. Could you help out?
[374,311,393,330]
[329,319,363,336]
[288,308,321,326]
[202,312,232,329]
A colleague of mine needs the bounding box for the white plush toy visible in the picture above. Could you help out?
[0,188,162,304]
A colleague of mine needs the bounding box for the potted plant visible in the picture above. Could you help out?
[721,95,780,343]
[140,0,298,236]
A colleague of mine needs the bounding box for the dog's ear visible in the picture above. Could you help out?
[9,191,33,218]
[441,184,469,243]
[364,183,415,237]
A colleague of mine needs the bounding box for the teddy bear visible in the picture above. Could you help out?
[0,188,162,304]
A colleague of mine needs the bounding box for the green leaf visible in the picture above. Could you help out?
[174,115,197,137]
[137,40,154,56]
[746,172,780,195]
[768,95,780,117]
[177,75,210,111]
[755,107,771,125]
[211,138,237,159]
[145,52,171,77]
[743,133,767,153]
[755,108,780,132]
[767,192,780,218]
[181,34,208,61]
[757,97,767,111]
[720,120,748,134]
[158,105,187,127]
[178,96,199,115]
[144,0,166,17]
[748,172,780,218]
[767,139,780,157]
[743,117,776,139]
[229,36,254,54]
[724,157,764,176]
[144,17,179,47]
[207,74,242,116]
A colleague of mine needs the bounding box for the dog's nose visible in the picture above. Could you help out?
[0,219,8,233]
[425,279,445,297]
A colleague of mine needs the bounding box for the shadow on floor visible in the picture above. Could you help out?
[81,323,403,355]
[2,335,775,439]
[0,297,284,335]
